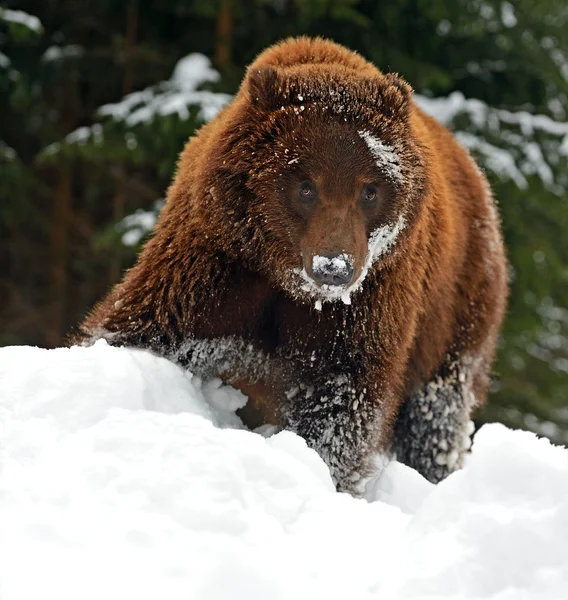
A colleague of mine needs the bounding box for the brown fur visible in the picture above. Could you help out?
[75,37,508,490]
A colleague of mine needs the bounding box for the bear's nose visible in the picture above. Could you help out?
[311,253,355,287]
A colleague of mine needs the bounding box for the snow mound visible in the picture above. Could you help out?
[1,342,567,599]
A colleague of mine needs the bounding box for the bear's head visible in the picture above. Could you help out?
[205,62,429,307]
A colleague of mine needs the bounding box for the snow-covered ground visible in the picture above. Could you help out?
[1,342,567,599]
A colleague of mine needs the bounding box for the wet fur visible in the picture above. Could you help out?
[75,38,508,490]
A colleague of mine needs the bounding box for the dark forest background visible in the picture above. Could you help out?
[1,0,567,443]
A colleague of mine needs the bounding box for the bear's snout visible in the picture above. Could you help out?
[311,253,355,287]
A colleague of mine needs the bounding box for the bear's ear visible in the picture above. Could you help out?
[247,67,281,110]
[383,73,413,100]
[378,73,414,119]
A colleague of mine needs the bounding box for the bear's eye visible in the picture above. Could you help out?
[299,181,317,202]
[360,184,378,206]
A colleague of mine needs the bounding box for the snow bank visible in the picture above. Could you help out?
[1,342,567,599]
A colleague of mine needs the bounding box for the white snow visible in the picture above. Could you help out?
[0,8,42,32]
[42,124,104,156]
[312,253,352,277]
[117,201,164,246]
[295,265,353,306]
[501,1,518,28]
[417,91,568,193]
[418,91,568,139]
[65,124,103,145]
[293,214,405,307]
[363,213,406,274]
[456,131,528,189]
[171,53,219,91]
[98,53,232,126]
[358,129,403,183]
[0,141,16,160]
[42,45,84,62]
[2,341,567,599]
[0,51,11,68]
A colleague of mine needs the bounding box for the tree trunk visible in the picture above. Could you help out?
[46,165,72,347]
[109,0,138,286]
[122,0,138,96]
[109,170,127,285]
[215,0,233,68]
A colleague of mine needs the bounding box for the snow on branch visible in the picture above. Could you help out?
[41,124,104,157]
[417,91,568,193]
[40,54,232,159]
[117,200,164,246]
[0,8,43,33]
[42,45,84,62]
[98,53,232,125]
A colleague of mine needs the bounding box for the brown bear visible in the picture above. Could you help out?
[76,37,508,493]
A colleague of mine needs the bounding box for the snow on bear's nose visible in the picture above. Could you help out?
[312,253,355,287]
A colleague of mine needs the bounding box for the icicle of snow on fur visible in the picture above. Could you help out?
[295,267,351,304]
[358,130,403,183]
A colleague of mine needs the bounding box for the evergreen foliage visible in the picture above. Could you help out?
[1,0,567,442]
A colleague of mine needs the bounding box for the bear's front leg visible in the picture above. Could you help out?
[392,356,478,483]
[281,371,388,494]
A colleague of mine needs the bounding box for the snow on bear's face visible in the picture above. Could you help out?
[237,67,426,306]
[275,124,406,306]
